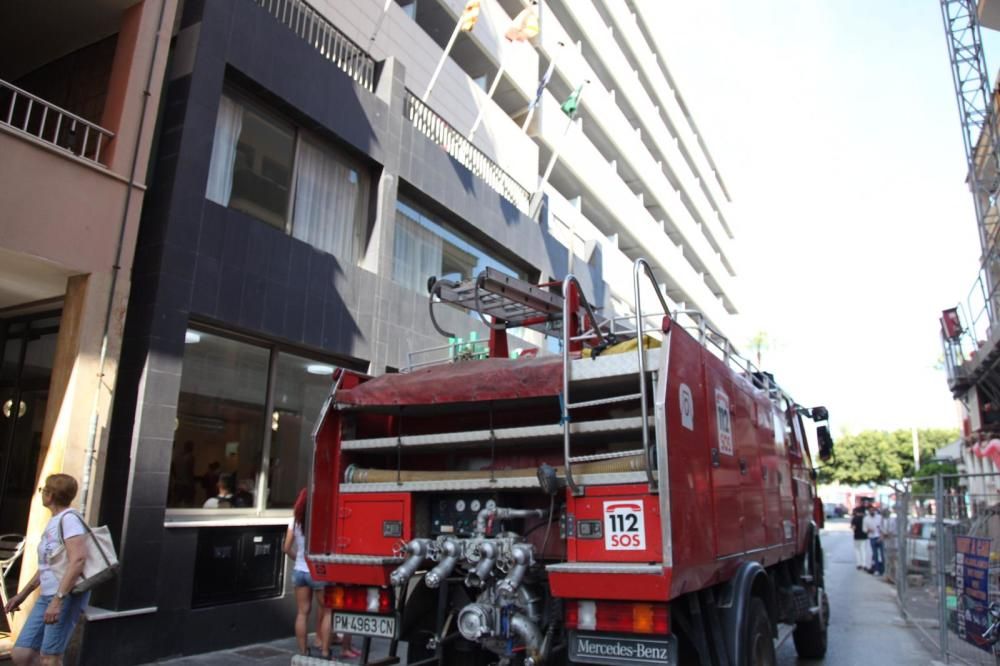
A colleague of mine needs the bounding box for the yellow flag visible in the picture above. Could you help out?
[459,0,481,31]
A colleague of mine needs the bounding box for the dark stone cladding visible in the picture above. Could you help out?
[85,1,607,662]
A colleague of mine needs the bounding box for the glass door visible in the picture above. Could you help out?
[0,313,60,536]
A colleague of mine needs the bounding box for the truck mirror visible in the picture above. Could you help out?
[817,425,833,461]
[811,406,829,422]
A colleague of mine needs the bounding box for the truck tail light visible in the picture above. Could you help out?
[325,585,392,613]
[564,600,669,635]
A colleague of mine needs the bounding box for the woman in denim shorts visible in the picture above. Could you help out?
[5,474,90,666]
[285,489,356,659]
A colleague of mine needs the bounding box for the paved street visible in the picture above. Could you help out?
[145,520,940,665]
[777,519,937,665]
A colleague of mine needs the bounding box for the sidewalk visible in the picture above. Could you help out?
[138,635,394,665]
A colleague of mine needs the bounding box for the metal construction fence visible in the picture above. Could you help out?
[896,473,1000,664]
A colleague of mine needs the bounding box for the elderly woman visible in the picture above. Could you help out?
[4,474,90,666]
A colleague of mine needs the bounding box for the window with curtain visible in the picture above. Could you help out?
[392,199,527,292]
[168,327,342,511]
[291,136,369,261]
[205,95,295,230]
[205,93,370,261]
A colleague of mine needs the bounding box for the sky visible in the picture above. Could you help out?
[637,0,1000,434]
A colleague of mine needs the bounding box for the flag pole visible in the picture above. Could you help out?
[423,19,464,102]
[521,43,563,132]
[468,64,506,141]
[529,82,588,221]
[368,0,394,52]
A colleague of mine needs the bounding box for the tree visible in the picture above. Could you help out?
[819,428,960,486]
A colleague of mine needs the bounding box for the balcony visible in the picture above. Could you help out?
[534,90,730,330]
[0,79,114,166]
[405,90,530,211]
[254,0,377,91]
[0,0,174,289]
[533,8,737,311]
[255,0,535,212]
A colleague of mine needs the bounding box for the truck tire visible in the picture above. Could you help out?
[746,597,776,666]
[792,588,829,659]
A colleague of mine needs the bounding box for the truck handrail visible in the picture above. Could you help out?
[561,273,608,495]
[634,259,670,491]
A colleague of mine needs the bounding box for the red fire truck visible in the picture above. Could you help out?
[299,260,832,666]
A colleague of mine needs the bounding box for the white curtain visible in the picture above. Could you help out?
[393,210,443,292]
[292,138,361,260]
[205,96,244,206]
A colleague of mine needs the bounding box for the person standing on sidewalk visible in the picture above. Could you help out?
[285,489,333,659]
[4,474,90,666]
[863,504,885,575]
[851,506,870,570]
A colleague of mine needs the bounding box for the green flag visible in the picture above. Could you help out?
[561,84,584,117]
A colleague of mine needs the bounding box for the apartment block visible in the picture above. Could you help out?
[2,0,742,661]
[0,0,176,646]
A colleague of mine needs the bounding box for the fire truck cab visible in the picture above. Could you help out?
[297,259,831,666]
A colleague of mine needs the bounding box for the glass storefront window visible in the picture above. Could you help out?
[168,327,341,511]
[267,353,335,508]
[171,330,268,509]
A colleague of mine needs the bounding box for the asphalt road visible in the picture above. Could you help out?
[776,519,937,665]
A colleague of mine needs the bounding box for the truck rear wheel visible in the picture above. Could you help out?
[792,588,829,658]
[746,597,776,666]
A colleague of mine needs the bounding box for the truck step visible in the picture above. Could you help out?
[291,655,399,666]
[339,470,648,493]
[565,393,642,410]
[341,416,649,451]
[568,449,646,464]
[546,562,664,575]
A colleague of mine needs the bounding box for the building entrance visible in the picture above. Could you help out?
[0,311,60,536]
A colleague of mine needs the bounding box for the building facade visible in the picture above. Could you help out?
[0,0,177,645]
[4,0,741,662]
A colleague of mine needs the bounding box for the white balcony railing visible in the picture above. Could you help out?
[255,0,376,91]
[405,90,531,213]
[0,79,114,166]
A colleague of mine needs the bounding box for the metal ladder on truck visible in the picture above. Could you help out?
[428,259,672,495]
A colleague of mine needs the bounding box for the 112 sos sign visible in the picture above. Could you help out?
[604,501,646,550]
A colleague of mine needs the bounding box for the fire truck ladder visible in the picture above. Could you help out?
[426,264,667,495]
[429,267,568,338]
[561,259,669,495]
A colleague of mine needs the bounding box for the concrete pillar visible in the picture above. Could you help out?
[100,0,178,176]
[13,271,125,634]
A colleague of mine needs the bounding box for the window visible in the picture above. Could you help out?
[291,136,368,260]
[168,327,342,511]
[397,0,417,20]
[206,93,370,260]
[392,199,528,292]
[207,96,294,230]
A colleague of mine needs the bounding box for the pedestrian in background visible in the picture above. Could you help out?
[850,506,869,570]
[863,504,885,576]
[4,474,90,666]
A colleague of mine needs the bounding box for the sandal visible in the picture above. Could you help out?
[341,647,361,659]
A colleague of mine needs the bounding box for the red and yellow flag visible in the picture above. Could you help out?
[505,5,539,42]
[459,0,481,32]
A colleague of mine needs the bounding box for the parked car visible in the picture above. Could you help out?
[907,518,961,572]
[823,502,847,518]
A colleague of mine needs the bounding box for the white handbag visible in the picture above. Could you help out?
[48,510,120,593]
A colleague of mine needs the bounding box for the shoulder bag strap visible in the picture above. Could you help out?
[62,510,114,569]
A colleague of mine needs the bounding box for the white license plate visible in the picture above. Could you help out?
[333,612,396,638]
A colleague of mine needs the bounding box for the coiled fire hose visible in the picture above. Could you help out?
[343,453,645,484]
